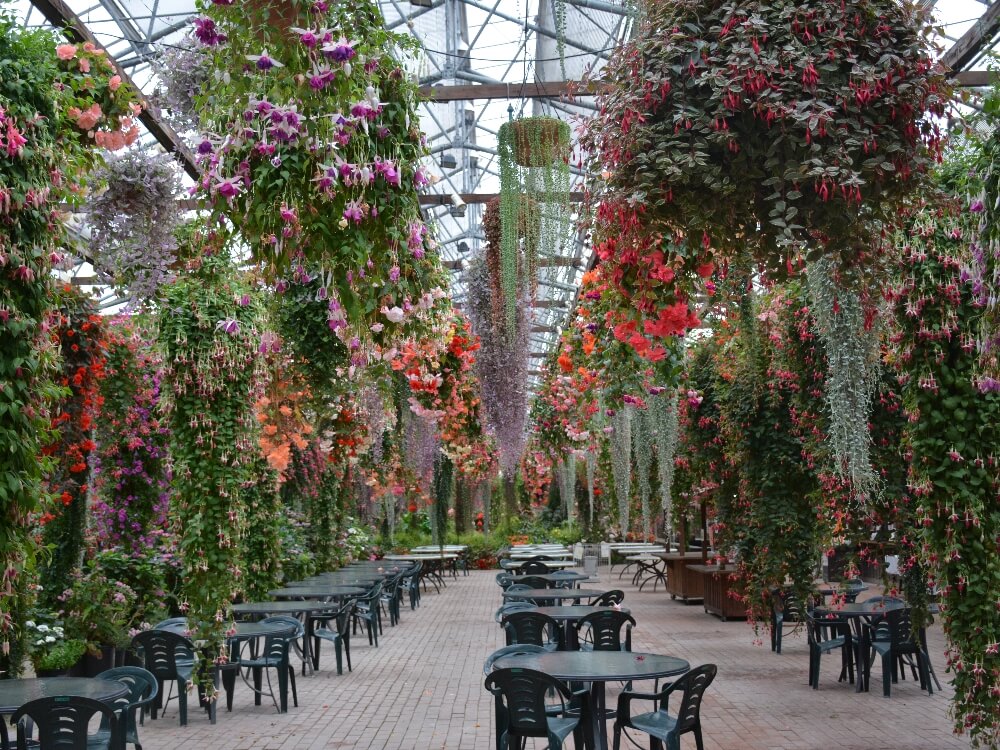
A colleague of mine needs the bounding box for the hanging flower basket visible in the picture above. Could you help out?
[505,116,570,168]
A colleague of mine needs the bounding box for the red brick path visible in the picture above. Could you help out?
[138,568,967,750]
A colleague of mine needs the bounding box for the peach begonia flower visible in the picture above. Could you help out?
[78,57,90,73]
[82,41,96,52]
[74,103,102,131]
[108,75,122,91]
[56,44,77,60]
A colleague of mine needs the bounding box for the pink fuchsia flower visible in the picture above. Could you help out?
[413,166,430,188]
[969,199,985,213]
[56,44,77,60]
[3,120,27,157]
[388,265,400,282]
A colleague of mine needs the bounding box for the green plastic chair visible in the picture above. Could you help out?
[352,581,384,646]
[575,609,635,652]
[12,696,122,750]
[485,667,584,750]
[613,664,718,750]
[313,600,355,675]
[130,629,195,726]
[501,611,563,651]
[241,617,303,713]
[94,666,159,750]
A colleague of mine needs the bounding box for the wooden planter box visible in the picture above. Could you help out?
[686,565,746,621]
[659,552,706,603]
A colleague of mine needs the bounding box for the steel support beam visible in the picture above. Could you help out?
[28,0,200,181]
[419,80,608,101]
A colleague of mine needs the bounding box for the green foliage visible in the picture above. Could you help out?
[0,12,64,675]
[85,548,173,628]
[586,0,949,273]
[58,561,138,649]
[275,510,316,583]
[497,116,571,331]
[242,459,283,599]
[307,471,342,571]
[715,286,825,621]
[158,246,264,692]
[887,201,1000,747]
[39,287,105,609]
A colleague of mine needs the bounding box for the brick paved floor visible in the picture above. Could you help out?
[138,568,968,750]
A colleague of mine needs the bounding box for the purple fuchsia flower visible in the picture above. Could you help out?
[309,65,335,90]
[213,176,242,200]
[970,199,985,213]
[374,158,401,187]
[197,139,214,155]
[407,222,426,257]
[216,318,240,335]
[322,36,357,62]
[247,50,283,71]
[193,17,226,46]
[389,265,400,282]
[290,27,319,48]
[343,200,365,224]
[413,166,430,189]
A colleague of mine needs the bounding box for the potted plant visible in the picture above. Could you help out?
[503,116,570,168]
[25,618,87,677]
[58,566,138,675]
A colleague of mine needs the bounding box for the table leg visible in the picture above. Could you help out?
[589,682,609,750]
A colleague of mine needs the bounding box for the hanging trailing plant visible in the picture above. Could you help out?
[497,115,570,330]
[92,316,170,554]
[886,191,1000,747]
[650,390,679,535]
[196,0,442,353]
[609,406,633,537]
[308,468,342,572]
[585,451,596,526]
[0,8,140,673]
[38,286,106,608]
[557,452,577,523]
[805,257,881,498]
[157,240,265,694]
[431,452,453,546]
[242,458,283,600]
[632,406,653,539]
[466,251,530,475]
[151,35,208,132]
[86,149,184,307]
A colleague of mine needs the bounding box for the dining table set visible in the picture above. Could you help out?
[487,553,716,750]
[0,558,449,747]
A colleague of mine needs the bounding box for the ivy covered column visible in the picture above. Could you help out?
[158,247,264,691]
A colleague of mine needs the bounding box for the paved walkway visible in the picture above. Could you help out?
[139,567,967,750]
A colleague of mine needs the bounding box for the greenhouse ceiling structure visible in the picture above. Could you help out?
[11,0,1000,388]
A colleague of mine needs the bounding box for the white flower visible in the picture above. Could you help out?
[37,624,50,633]
[24,620,35,629]
[380,305,405,323]
[44,636,56,644]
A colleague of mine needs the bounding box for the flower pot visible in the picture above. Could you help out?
[83,645,117,677]
[509,118,569,168]
[35,667,72,678]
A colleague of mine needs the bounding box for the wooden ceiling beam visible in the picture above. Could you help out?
[942,3,1000,73]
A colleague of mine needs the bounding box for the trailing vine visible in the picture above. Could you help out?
[158,244,265,693]
[886,195,1000,746]
[38,287,106,608]
[92,316,170,554]
[806,257,881,498]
